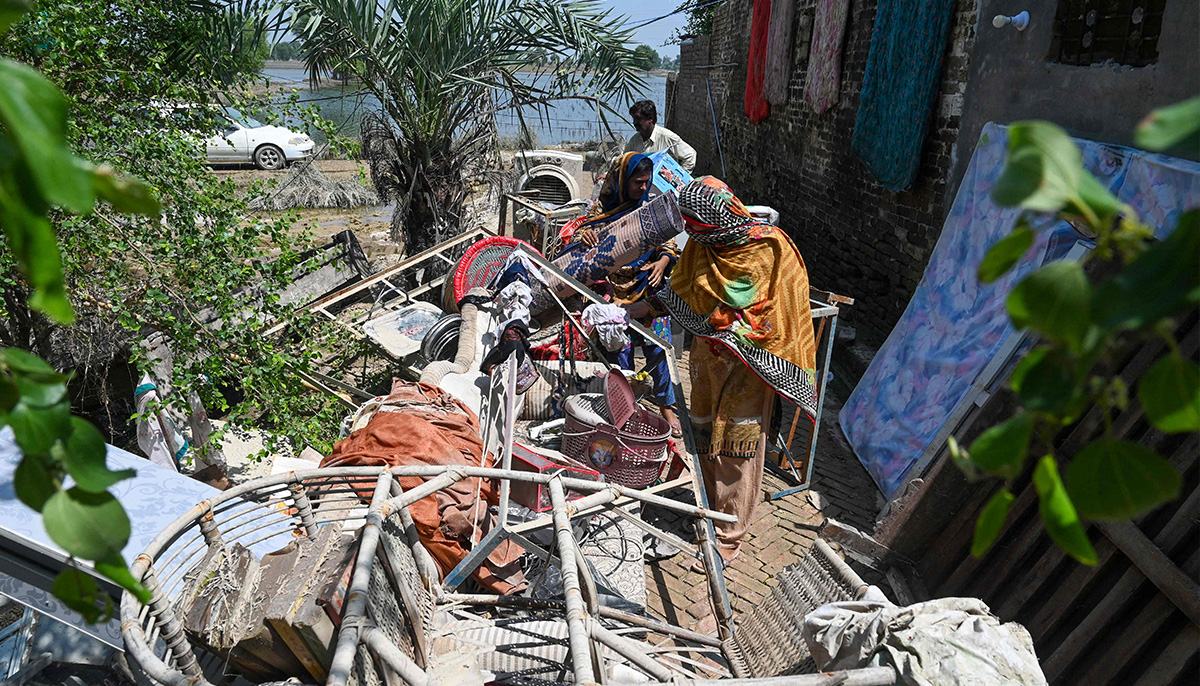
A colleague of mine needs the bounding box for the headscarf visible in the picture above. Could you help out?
[581,152,651,228]
[677,176,772,246]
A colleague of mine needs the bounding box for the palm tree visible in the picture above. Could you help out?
[287,0,645,254]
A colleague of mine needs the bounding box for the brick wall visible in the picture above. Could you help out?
[671,0,978,345]
[668,35,718,174]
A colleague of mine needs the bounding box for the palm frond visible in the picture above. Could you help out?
[281,0,644,252]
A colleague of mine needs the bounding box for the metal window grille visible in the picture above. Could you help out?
[1048,0,1166,67]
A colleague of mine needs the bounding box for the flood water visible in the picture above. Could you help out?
[263,67,667,146]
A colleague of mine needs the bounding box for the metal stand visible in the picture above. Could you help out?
[767,290,853,501]
[498,191,588,256]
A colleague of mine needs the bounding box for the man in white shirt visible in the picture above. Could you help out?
[624,100,697,173]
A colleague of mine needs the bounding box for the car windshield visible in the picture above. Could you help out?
[223,107,264,129]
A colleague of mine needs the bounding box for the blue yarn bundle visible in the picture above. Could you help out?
[851,0,957,191]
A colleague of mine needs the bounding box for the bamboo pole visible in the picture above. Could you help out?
[362,626,431,686]
[549,478,598,685]
[328,473,393,686]
[589,620,676,682]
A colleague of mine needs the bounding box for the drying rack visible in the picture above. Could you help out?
[766,288,855,501]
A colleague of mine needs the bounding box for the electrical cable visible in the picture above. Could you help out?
[627,0,726,29]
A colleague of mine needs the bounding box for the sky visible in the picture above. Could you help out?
[602,0,689,57]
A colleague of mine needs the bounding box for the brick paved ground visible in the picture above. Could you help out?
[641,349,882,634]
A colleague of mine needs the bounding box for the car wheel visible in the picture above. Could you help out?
[253,144,286,170]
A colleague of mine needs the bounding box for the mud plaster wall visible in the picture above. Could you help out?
[949,0,1200,206]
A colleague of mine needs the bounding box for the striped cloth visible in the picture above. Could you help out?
[763,0,797,106]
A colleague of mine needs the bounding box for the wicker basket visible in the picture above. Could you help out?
[561,372,669,489]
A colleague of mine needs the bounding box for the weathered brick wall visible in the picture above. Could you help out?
[668,35,717,173]
[672,0,978,345]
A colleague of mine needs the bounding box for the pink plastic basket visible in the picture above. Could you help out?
[561,371,670,489]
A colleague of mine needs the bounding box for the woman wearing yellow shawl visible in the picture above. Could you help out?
[655,177,817,561]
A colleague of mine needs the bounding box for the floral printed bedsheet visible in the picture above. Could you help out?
[839,122,1200,496]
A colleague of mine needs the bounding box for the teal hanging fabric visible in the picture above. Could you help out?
[851,0,956,191]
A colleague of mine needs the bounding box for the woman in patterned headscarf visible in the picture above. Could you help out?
[560,152,683,435]
[571,152,655,234]
[656,176,817,562]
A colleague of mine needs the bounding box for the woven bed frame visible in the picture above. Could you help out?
[729,539,875,678]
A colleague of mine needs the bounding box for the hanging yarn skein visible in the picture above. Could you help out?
[804,0,852,113]
[744,0,772,124]
[763,0,797,106]
[851,0,957,191]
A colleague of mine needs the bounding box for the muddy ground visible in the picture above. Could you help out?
[215,159,504,271]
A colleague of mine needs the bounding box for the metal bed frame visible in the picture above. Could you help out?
[766,288,854,501]
[118,464,898,686]
[498,192,588,258]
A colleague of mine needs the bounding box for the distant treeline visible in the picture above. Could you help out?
[269,40,677,71]
[270,41,306,61]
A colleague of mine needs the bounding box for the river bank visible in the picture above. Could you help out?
[261,60,675,78]
[254,64,668,146]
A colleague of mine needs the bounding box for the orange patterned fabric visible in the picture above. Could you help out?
[321,381,527,595]
[672,226,816,374]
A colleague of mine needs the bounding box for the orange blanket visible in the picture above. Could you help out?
[321,381,527,594]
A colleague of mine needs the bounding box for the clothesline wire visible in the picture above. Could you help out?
[627,0,726,29]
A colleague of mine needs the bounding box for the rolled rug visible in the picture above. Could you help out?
[532,192,685,315]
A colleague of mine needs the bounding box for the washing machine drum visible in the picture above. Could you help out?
[420,314,462,362]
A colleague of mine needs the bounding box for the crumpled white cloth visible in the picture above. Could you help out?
[804,597,1047,686]
[494,281,533,339]
[581,303,630,352]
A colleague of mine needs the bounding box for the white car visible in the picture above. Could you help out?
[203,106,315,170]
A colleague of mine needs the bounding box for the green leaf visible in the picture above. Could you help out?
[1075,171,1125,224]
[12,376,67,408]
[1067,440,1183,520]
[1140,355,1200,433]
[1010,347,1082,414]
[52,566,109,624]
[1007,260,1093,352]
[947,435,979,480]
[0,377,17,415]
[1033,455,1097,565]
[979,224,1034,284]
[58,417,135,492]
[992,122,1082,212]
[972,489,1015,558]
[3,348,60,378]
[27,280,74,326]
[42,488,130,561]
[9,400,69,454]
[0,183,75,324]
[0,60,94,213]
[0,0,30,34]
[93,554,151,604]
[14,452,56,512]
[968,413,1034,479]
[92,165,160,217]
[1093,211,1200,331]
[1135,97,1200,152]
[991,147,1047,208]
